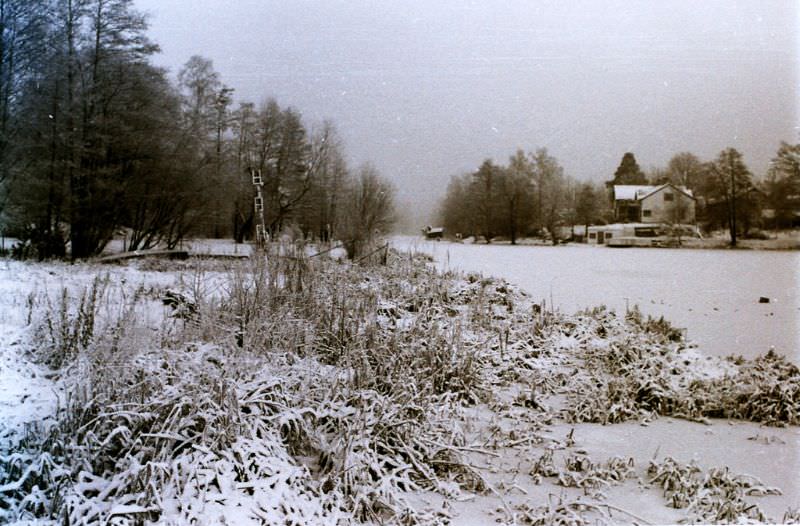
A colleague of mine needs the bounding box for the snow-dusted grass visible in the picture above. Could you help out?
[391,235,799,363]
[550,306,800,426]
[646,456,781,523]
[0,249,798,524]
[1,250,490,523]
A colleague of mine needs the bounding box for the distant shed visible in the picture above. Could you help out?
[422,226,444,240]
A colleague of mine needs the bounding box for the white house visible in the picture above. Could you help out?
[613,183,696,224]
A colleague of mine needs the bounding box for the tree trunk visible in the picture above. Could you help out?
[66,0,82,259]
[508,203,517,245]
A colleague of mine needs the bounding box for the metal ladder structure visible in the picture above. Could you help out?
[251,168,268,246]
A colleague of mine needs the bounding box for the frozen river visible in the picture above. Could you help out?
[391,236,799,362]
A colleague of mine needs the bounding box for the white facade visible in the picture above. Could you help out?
[613,183,696,224]
[638,185,696,224]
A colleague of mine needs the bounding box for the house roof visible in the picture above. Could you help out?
[614,183,695,201]
[641,183,695,200]
[613,185,657,201]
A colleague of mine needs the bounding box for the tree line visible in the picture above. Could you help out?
[438,148,603,245]
[438,142,800,245]
[0,0,395,259]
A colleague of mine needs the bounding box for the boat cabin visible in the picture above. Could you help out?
[422,226,444,240]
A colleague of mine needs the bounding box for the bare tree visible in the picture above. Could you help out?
[7,0,169,258]
[0,0,50,218]
[339,164,395,259]
[230,101,257,242]
[531,148,566,244]
[498,149,534,244]
[571,182,601,240]
[708,148,752,246]
[177,56,233,238]
[469,159,502,243]
[667,152,703,190]
[301,120,348,241]
[437,173,475,238]
[764,141,800,229]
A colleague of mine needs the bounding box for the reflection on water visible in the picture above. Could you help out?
[392,236,799,362]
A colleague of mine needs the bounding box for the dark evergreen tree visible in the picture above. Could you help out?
[609,152,647,186]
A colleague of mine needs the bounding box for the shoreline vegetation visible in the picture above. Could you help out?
[421,229,800,251]
[0,247,798,524]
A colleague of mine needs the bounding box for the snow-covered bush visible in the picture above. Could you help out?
[647,457,780,523]
[556,308,800,426]
[1,251,494,523]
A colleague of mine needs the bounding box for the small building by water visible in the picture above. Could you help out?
[422,226,444,240]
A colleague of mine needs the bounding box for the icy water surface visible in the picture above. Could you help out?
[392,236,799,362]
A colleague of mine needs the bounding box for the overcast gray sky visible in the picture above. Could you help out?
[134,0,798,225]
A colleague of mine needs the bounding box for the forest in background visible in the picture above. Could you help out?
[437,143,800,246]
[0,0,395,260]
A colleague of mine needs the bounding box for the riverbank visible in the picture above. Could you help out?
[441,229,800,251]
[393,236,799,363]
[681,230,800,251]
[0,251,798,524]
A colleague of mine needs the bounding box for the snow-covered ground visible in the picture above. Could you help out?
[437,415,799,524]
[1,250,798,524]
[0,260,184,449]
[392,236,799,362]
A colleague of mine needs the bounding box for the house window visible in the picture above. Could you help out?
[589,233,596,239]
[664,192,674,202]
[606,232,613,239]
[643,210,652,217]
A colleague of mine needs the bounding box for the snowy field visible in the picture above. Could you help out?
[1,249,798,524]
[0,259,192,440]
[391,236,799,363]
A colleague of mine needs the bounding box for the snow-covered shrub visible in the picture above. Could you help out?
[557,309,800,426]
[1,250,501,524]
[647,457,779,523]
[515,494,611,526]
[32,274,108,368]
